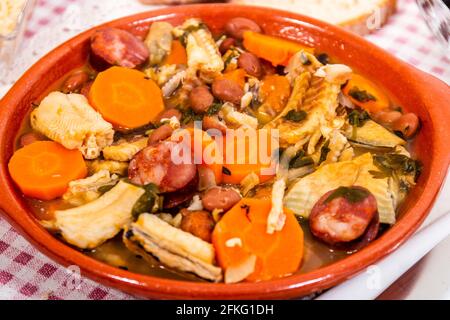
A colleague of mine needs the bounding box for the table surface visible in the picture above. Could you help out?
[0,0,449,300]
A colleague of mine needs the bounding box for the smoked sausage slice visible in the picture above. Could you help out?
[309,186,378,246]
[128,141,196,193]
[91,27,149,68]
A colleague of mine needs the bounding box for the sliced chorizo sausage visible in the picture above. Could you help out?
[90,27,149,68]
[202,187,241,212]
[309,186,378,245]
[128,141,196,193]
[180,209,215,242]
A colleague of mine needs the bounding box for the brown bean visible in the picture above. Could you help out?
[148,124,174,145]
[155,108,182,123]
[373,110,402,127]
[61,71,89,93]
[202,115,227,134]
[91,27,149,68]
[225,17,262,40]
[261,59,276,76]
[202,187,241,212]
[212,78,244,105]
[392,113,420,139]
[238,52,262,78]
[180,209,215,242]
[19,132,45,148]
[189,86,214,113]
[219,38,236,54]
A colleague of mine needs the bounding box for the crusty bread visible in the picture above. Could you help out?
[229,0,397,35]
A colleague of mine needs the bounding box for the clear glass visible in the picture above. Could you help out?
[416,0,450,53]
[0,0,36,87]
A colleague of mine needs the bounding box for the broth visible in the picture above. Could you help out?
[12,23,419,283]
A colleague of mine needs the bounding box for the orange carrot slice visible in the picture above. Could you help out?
[222,129,276,184]
[89,66,164,129]
[259,75,291,113]
[342,73,390,113]
[176,127,223,185]
[222,68,247,89]
[164,40,187,65]
[8,141,87,200]
[212,198,304,282]
[243,31,315,66]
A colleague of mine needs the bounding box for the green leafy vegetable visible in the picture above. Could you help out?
[318,141,330,165]
[289,150,314,169]
[348,109,371,128]
[97,184,117,195]
[132,183,162,218]
[284,110,307,122]
[372,154,422,181]
[348,87,377,103]
[222,166,232,176]
[316,53,330,65]
[324,186,370,204]
[206,103,222,116]
[179,108,203,125]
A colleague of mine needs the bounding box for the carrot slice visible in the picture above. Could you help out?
[176,127,223,185]
[8,141,87,200]
[89,66,164,129]
[342,74,390,113]
[212,198,304,282]
[259,75,291,113]
[222,129,276,184]
[243,31,315,66]
[222,68,247,89]
[164,40,187,65]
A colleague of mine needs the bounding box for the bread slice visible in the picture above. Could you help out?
[229,0,397,35]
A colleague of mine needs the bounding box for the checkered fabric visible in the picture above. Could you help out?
[0,0,448,300]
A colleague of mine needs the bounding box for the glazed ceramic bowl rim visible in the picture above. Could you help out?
[0,4,449,299]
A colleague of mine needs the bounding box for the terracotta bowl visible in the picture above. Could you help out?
[0,4,449,299]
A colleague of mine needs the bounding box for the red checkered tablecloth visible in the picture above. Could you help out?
[0,0,448,300]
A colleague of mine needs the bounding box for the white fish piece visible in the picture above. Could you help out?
[285,51,322,84]
[30,92,114,159]
[53,181,145,249]
[284,153,398,224]
[344,120,406,148]
[87,160,129,176]
[222,103,258,129]
[102,137,148,162]
[267,178,287,234]
[161,69,187,98]
[175,19,224,76]
[62,170,119,206]
[145,21,173,65]
[314,64,353,85]
[224,255,257,284]
[124,214,222,282]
